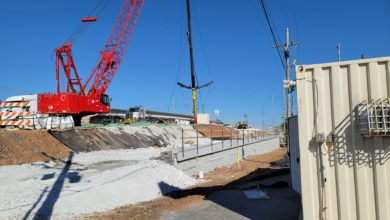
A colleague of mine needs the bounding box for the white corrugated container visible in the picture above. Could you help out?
[288,116,301,194]
[295,56,390,220]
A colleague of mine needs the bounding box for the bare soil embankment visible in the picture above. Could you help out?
[0,124,208,165]
[0,130,70,165]
[50,125,203,152]
[193,125,234,139]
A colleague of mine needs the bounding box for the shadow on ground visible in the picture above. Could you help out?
[23,152,81,220]
[160,168,300,220]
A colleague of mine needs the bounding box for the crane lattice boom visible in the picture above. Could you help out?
[85,0,144,96]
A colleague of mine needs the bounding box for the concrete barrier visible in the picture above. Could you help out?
[173,137,280,176]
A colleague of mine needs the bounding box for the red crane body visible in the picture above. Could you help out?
[37,0,143,122]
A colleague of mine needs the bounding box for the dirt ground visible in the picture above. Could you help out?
[0,130,71,165]
[84,148,288,220]
[193,124,235,139]
[193,124,268,140]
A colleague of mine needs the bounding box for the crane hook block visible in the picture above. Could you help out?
[81,16,97,22]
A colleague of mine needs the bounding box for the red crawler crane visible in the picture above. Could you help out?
[38,0,144,125]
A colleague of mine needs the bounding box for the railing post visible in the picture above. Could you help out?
[182,128,184,157]
[242,130,244,145]
[230,129,233,147]
[211,127,213,151]
[32,115,35,129]
[222,127,224,149]
[236,130,239,145]
[256,130,258,141]
[196,129,199,155]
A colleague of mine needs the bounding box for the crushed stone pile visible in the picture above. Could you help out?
[0,147,198,219]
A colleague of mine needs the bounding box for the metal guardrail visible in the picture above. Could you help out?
[173,128,278,162]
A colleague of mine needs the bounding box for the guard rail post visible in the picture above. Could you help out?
[222,127,224,149]
[182,128,184,157]
[211,128,213,152]
[230,129,233,147]
[242,131,245,145]
[196,129,199,155]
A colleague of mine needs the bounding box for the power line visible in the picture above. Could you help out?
[258,0,286,71]
[291,0,301,61]
[0,85,31,95]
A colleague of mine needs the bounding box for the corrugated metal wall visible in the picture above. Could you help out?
[288,116,301,194]
[296,56,390,220]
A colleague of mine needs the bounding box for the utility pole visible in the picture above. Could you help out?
[273,27,300,118]
[284,27,299,118]
[337,43,341,62]
[177,0,212,123]
[273,27,300,147]
[285,28,291,118]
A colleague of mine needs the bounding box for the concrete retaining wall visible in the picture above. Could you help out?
[174,137,280,176]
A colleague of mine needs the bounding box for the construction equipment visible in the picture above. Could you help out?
[236,121,248,129]
[0,0,144,129]
[177,0,212,123]
[125,106,193,124]
[96,106,193,125]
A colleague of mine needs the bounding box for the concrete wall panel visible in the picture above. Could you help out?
[175,137,280,176]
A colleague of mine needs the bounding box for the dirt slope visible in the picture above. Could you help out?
[0,130,71,165]
[193,125,234,139]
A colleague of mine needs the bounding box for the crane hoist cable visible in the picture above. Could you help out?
[192,0,213,107]
[66,0,112,44]
[192,0,214,82]
[167,0,186,113]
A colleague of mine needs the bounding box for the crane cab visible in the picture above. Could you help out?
[100,94,111,106]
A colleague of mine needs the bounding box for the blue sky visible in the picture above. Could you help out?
[0,0,389,127]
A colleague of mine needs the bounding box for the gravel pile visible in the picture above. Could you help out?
[0,148,198,219]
